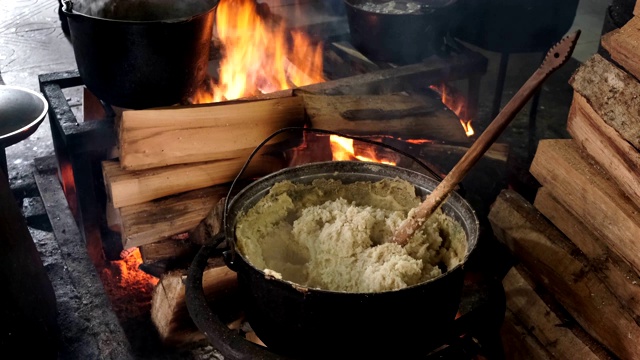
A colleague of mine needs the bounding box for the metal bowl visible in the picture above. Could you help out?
[0,85,48,147]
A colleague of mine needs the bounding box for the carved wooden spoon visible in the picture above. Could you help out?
[392,30,582,246]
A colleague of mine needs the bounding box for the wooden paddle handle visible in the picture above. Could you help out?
[392,30,581,246]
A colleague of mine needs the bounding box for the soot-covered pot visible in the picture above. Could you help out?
[187,160,479,359]
[61,0,218,109]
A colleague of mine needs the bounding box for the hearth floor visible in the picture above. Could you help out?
[2,0,610,358]
[31,155,230,359]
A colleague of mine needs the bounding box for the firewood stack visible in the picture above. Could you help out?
[101,81,485,346]
[489,8,640,359]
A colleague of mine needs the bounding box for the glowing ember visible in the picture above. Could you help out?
[99,248,158,320]
[429,83,475,137]
[191,0,325,103]
[329,135,397,165]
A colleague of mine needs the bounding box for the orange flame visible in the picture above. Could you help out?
[191,0,325,103]
[429,83,474,137]
[329,135,396,165]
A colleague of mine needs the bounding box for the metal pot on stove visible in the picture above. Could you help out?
[186,130,480,359]
[61,0,218,109]
[343,0,462,65]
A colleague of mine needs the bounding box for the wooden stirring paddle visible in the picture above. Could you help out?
[392,30,582,246]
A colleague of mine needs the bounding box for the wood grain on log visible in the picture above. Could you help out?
[119,186,228,249]
[569,54,640,150]
[601,16,640,87]
[503,267,611,360]
[302,93,468,142]
[534,187,640,319]
[103,155,284,208]
[530,139,640,275]
[567,92,640,209]
[151,263,238,346]
[488,189,640,359]
[119,96,305,170]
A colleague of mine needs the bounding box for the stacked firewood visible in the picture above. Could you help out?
[101,70,489,346]
[489,10,640,360]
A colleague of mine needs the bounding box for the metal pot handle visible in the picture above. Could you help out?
[223,126,448,242]
[61,0,73,12]
[185,234,291,360]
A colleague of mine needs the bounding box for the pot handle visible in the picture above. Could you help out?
[185,238,290,360]
[61,0,73,13]
[222,126,453,261]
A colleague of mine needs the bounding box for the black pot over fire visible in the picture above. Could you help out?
[61,0,218,109]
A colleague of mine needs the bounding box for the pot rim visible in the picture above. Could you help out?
[343,0,459,16]
[225,160,480,295]
[61,0,219,24]
[0,85,48,146]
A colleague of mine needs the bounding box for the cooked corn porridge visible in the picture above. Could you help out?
[235,178,467,293]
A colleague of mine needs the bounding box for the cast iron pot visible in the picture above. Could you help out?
[61,0,217,109]
[453,0,579,53]
[187,158,479,359]
[343,0,461,65]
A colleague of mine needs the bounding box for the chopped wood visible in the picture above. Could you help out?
[567,92,640,208]
[503,266,611,360]
[530,139,640,275]
[501,309,553,360]
[119,186,228,249]
[299,50,487,96]
[189,197,226,246]
[601,17,640,85]
[119,96,305,170]
[488,189,640,359]
[420,142,509,163]
[139,236,198,264]
[302,93,468,143]
[151,262,238,346]
[103,155,284,208]
[534,187,640,318]
[105,197,121,233]
[569,54,640,150]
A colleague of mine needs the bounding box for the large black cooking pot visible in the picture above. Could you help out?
[186,128,480,359]
[344,0,461,65]
[61,0,218,109]
[453,0,579,53]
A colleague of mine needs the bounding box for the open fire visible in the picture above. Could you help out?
[190,0,325,103]
[430,83,475,137]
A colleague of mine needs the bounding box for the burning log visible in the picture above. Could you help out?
[301,93,469,143]
[103,155,284,208]
[301,52,486,96]
[118,96,306,171]
[534,187,640,318]
[117,186,228,249]
[502,266,612,360]
[529,140,640,276]
[569,54,640,150]
[150,261,239,346]
[488,189,640,359]
[601,17,640,83]
[567,92,640,208]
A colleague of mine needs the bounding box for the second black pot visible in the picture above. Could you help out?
[343,0,461,65]
[61,0,218,109]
